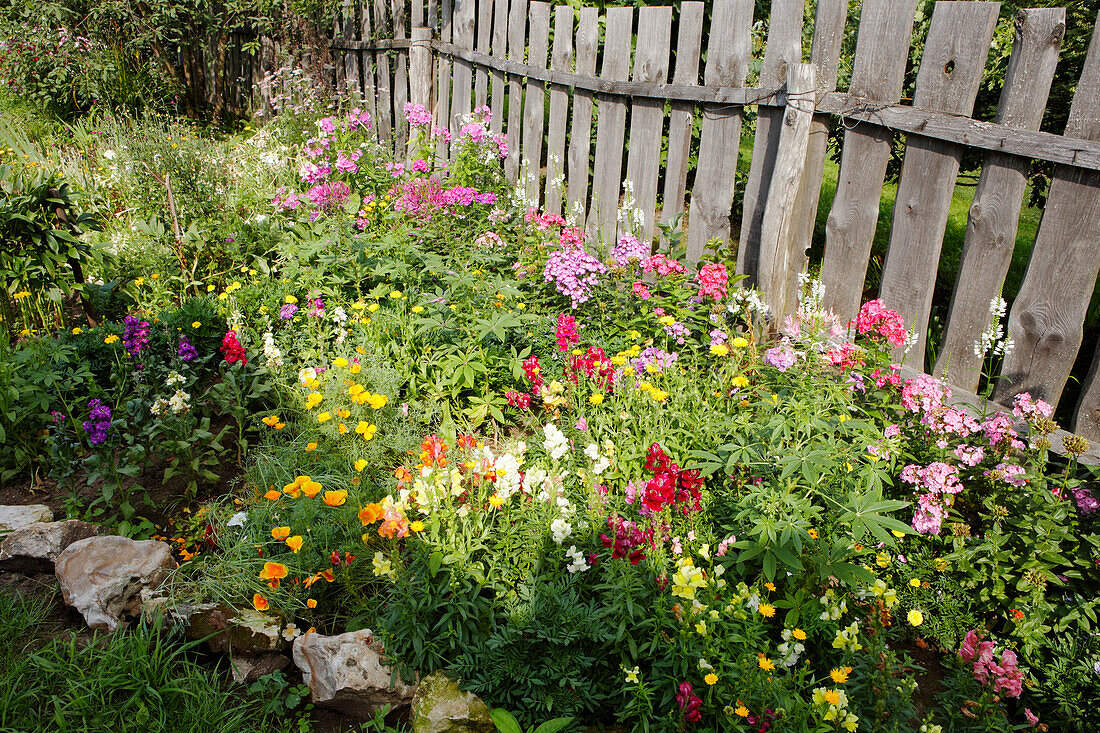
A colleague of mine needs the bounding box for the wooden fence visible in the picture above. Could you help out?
[325,0,1100,452]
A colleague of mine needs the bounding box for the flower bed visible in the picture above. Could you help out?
[1,100,1098,733]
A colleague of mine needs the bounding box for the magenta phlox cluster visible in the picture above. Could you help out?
[902,461,963,535]
[403,102,433,126]
[630,347,678,375]
[696,262,728,301]
[853,298,909,347]
[307,180,351,211]
[642,254,687,277]
[1012,392,1054,422]
[389,178,497,221]
[901,374,950,415]
[959,630,1024,698]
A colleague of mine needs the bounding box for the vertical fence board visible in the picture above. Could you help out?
[392,0,410,152]
[760,64,817,318]
[685,0,754,262]
[451,0,477,146]
[566,8,598,224]
[521,2,552,203]
[588,7,634,243]
[997,18,1100,423]
[490,0,509,135]
[341,0,361,96]
[661,2,704,241]
[789,0,848,271]
[474,1,493,108]
[544,5,574,215]
[737,0,804,283]
[373,0,394,141]
[935,8,1064,391]
[819,0,920,322]
[435,0,453,158]
[879,1,1000,369]
[410,26,434,114]
[505,0,528,182]
[360,0,377,125]
[624,6,673,246]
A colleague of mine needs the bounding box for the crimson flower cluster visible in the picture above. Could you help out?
[676,682,702,722]
[599,514,653,564]
[220,330,247,365]
[639,444,704,516]
[568,346,615,391]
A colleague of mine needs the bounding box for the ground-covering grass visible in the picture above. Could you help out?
[0,94,1098,733]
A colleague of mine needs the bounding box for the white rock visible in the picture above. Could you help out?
[292,629,415,716]
[0,520,100,573]
[0,505,53,533]
[55,535,177,631]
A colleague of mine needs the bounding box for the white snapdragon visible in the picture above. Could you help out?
[494,453,523,499]
[523,467,548,494]
[166,371,185,387]
[550,517,572,544]
[263,329,283,367]
[543,423,569,461]
[565,545,588,573]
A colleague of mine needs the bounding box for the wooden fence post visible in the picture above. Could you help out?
[934,8,1065,391]
[684,0,753,262]
[997,16,1100,428]
[878,1,1000,369]
[544,4,574,216]
[737,0,804,283]
[410,25,434,113]
[761,63,817,319]
[565,8,599,225]
[818,0,919,323]
[660,2,704,242]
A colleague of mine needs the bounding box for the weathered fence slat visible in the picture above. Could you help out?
[489,0,509,136]
[505,0,528,182]
[879,1,1000,369]
[450,0,476,146]
[789,0,848,273]
[373,0,394,141]
[737,0,804,284]
[760,63,817,318]
[474,0,493,109]
[935,8,1065,391]
[392,0,410,152]
[685,0,753,262]
[359,0,378,125]
[819,0,920,322]
[588,7,633,244]
[997,16,1100,431]
[565,7,598,225]
[434,0,453,158]
[521,2,551,203]
[341,1,361,97]
[624,6,672,246]
[660,1,704,240]
[410,25,434,113]
[544,4,574,215]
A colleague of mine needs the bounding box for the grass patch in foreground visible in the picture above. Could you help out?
[0,588,261,733]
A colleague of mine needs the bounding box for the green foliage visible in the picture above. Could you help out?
[0,592,269,733]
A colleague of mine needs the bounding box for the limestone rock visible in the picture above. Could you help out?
[411,671,493,733]
[292,629,415,716]
[0,505,53,533]
[230,652,291,684]
[0,520,100,574]
[54,535,176,631]
[186,605,287,654]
